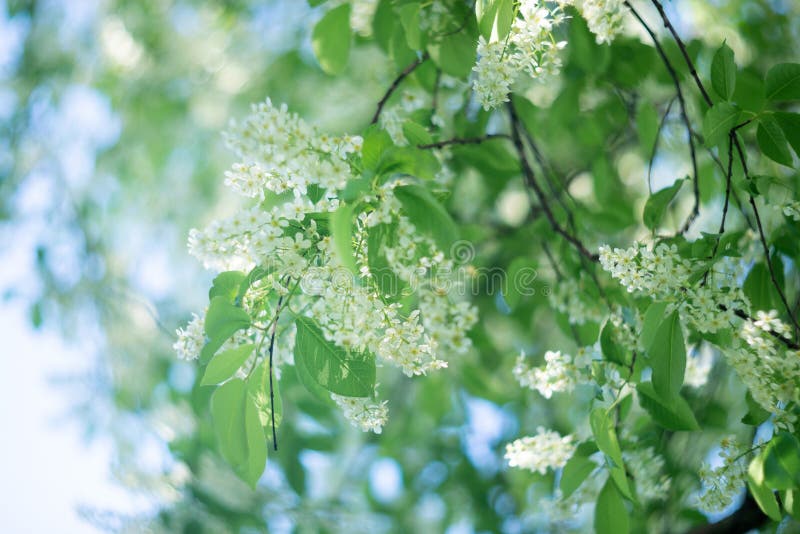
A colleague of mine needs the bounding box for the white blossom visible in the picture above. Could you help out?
[505,427,576,474]
[332,393,389,434]
[697,436,749,513]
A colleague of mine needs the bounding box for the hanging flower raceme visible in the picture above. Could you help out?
[174,99,477,484]
[472,0,627,109]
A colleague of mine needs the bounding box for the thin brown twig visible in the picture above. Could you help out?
[649,0,800,336]
[417,133,510,149]
[267,294,284,451]
[625,1,699,235]
[650,0,713,106]
[508,101,599,262]
[371,53,429,125]
[647,97,676,194]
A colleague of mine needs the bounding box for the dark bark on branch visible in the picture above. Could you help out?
[507,101,599,262]
[371,53,429,125]
[417,134,510,149]
[625,1,699,235]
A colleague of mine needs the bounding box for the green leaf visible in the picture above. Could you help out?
[766,62,800,102]
[209,271,247,303]
[590,408,634,501]
[201,296,252,363]
[744,261,784,312]
[294,317,376,397]
[703,102,741,147]
[427,16,477,79]
[201,344,255,386]
[747,454,783,521]
[366,221,405,300]
[742,390,770,426]
[775,112,800,155]
[502,257,537,311]
[758,115,794,167]
[636,381,700,431]
[560,454,597,499]
[650,310,685,400]
[330,202,358,274]
[243,393,268,487]
[595,478,630,534]
[210,379,248,473]
[211,401,274,487]
[641,301,669,352]
[403,120,433,146]
[636,102,659,158]
[764,433,800,490]
[600,320,629,366]
[361,126,394,172]
[477,0,513,42]
[710,41,736,101]
[312,4,352,75]
[398,3,422,50]
[643,178,684,231]
[394,184,458,252]
[248,360,283,433]
[783,489,800,518]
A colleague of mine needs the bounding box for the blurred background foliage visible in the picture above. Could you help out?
[1,0,799,532]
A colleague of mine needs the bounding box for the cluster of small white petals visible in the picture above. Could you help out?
[578,0,627,44]
[349,0,378,36]
[379,107,407,146]
[684,345,714,388]
[600,241,800,415]
[178,100,478,431]
[471,0,626,109]
[331,393,389,434]
[473,38,517,109]
[780,200,800,221]
[514,349,593,398]
[472,1,569,109]
[697,436,749,513]
[623,446,670,502]
[173,312,206,360]
[505,427,576,474]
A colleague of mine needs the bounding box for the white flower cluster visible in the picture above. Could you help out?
[697,436,749,513]
[600,242,800,417]
[623,446,671,502]
[505,427,576,474]
[578,0,627,44]
[513,348,594,398]
[178,100,477,432]
[472,0,628,109]
[332,392,389,433]
[349,0,378,36]
[473,1,569,109]
[379,107,407,146]
[173,312,206,360]
[778,199,800,222]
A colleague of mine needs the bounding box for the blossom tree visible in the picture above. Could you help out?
[5,0,800,531]
[168,0,800,530]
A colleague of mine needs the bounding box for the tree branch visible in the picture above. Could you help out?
[650,0,713,107]
[267,294,284,451]
[625,1,699,235]
[371,53,429,125]
[649,0,800,336]
[417,134,510,149]
[507,101,599,262]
